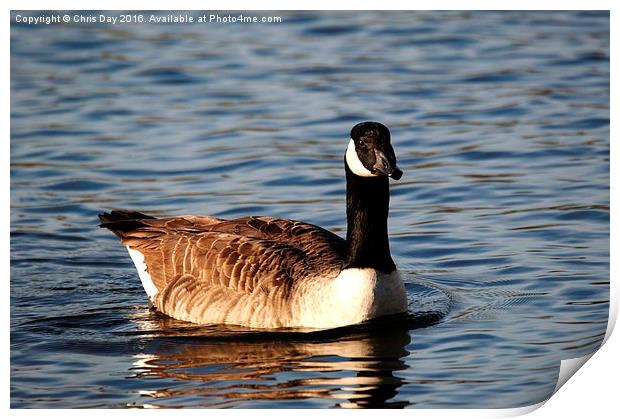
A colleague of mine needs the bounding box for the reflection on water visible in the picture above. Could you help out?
[123,298,450,408]
[129,313,411,408]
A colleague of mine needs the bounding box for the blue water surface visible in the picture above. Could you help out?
[10,11,609,408]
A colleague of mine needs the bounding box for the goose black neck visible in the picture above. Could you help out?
[344,160,396,273]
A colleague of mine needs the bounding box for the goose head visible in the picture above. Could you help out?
[345,121,403,180]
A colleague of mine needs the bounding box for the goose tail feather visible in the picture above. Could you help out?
[98,210,157,238]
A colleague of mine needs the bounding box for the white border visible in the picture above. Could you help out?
[3,0,617,11]
[5,1,616,418]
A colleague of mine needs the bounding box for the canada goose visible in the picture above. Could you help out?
[99,121,407,330]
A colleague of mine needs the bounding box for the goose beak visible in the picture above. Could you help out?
[389,166,403,180]
[373,149,403,180]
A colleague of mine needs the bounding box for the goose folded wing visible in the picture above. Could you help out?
[121,230,324,296]
[118,215,348,265]
[200,216,347,261]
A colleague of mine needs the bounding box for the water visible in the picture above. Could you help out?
[10,11,609,408]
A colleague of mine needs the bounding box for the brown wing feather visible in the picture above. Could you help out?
[101,212,346,327]
[126,215,347,264]
[122,232,303,291]
[125,230,337,327]
[208,216,346,260]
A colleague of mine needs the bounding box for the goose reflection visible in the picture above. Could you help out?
[128,310,412,408]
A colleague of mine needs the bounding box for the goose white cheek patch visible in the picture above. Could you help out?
[345,139,377,177]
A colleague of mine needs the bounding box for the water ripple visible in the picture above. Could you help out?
[10,10,608,409]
